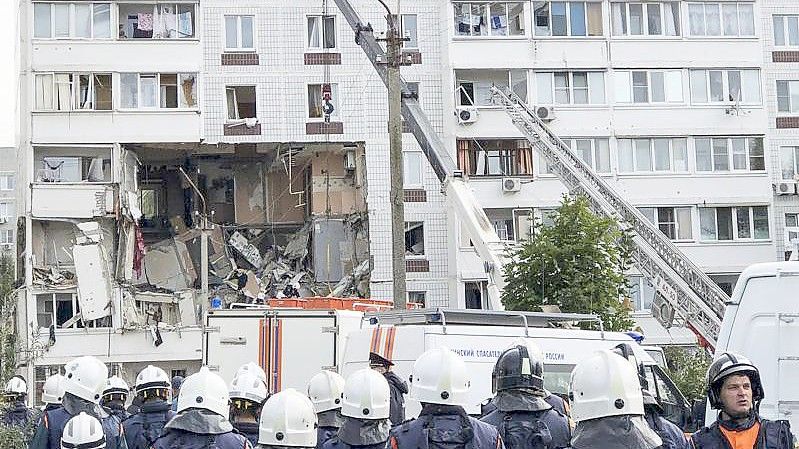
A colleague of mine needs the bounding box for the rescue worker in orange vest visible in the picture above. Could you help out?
[691,352,794,449]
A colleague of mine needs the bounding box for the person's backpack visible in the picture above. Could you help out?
[497,412,554,449]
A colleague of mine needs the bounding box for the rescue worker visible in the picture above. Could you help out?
[368,352,407,426]
[569,349,662,449]
[122,365,175,449]
[170,375,183,412]
[29,355,128,449]
[256,389,317,449]
[322,368,391,449]
[481,344,571,449]
[691,352,794,449]
[2,376,37,432]
[307,370,346,448]
[42,373,66,413]
[101,376,131,422]
[235,362,268,387]
[389,347,503,449]
[60,412,107,449]
[229,370,269,446]
[152,367,252,449]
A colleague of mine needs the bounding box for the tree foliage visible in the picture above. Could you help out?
[0,253,26,446]
[664,346,711,401]
[502,195,635,331]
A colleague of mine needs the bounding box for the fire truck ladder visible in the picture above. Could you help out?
[491,87,727,347]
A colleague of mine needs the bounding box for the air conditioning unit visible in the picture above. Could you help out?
[535,105,556,121]
[774,181,798,196]
[502,178,522,193]
[456,106,479,125]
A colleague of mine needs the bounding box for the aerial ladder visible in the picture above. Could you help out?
[332,0,728,348]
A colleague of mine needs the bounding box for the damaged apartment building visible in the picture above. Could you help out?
[16,0,377,399]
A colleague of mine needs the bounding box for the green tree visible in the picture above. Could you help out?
[664,346,711,401]
[0,252,26,446]
[502,195,635,331]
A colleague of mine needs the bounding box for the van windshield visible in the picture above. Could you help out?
[544,364,574,395]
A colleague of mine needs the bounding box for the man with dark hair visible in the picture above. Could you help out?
[369,352,407,426]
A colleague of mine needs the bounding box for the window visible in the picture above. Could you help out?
[774,15,799,47]
[119,73,196,109]
[224,86,257,121]
[225,15,254,50]
[781,147,799,180]
[486,209,515,241]
[307,15,336,49]
[514,209,534,240]
[456,69,527,106]
[399,14,418,48]
[307,84,339,119]
[687,2,754,37]
[611,2,680,36]
[36,293,110,329]
[118,3,195,39]
[776,81,799,114]
[628,276,655,311]
[34,73,112,111]
[34,147,112,183]
[465,281,487,309]
[34,3,112,39]
[639,207,693,240]
[615,70,683,103]
[405,222,425,256]
[534,1,603,36]
[699,206,769,241]
[695,137,764,172]
[456,139,533,176]
[690,69,761,104]
[408,291,426,307]
[0,174,15,191]
[564,138,611,172]
[35,366,61,405]
[454,2,525,37]
[0,230,13,245]
[403,152,423,187]
[786,214,799,248]
[617,138,688,173]
[536,72,605,104]
[0,203,11,222]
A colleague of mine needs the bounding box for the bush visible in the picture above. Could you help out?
[664,346,711,401]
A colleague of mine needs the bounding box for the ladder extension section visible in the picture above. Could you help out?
[491,87,727,346]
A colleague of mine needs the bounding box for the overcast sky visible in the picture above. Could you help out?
[0,1,17,148]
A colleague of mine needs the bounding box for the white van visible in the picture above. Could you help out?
[341,309,690,425]
[708,261,799,429]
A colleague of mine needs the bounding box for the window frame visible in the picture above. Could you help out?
[689,69,761,105]
[403,151,424,188]
[456,69,528,107]
[533,1,604,37]
[686,2,755,38]
[453,1,528,38]
[611,2,681,37]
[535,71,606,105]
[638,206,694,241]
[773,15,799,48]
[404,221,426,258]
[117,3,197,40]
[33,72,113,112]
[694,136,765,173]
[0,229,13,246]
[780,146,799,180]
[33,2,113,40]
[306,83,340,120]
[0,173,16,191]
[776,80,799,114]
[617,137,689,174]
[699,205,770,242]
[224,85,258,121]
[223,14,255,51]
[615,70,684,104]
[563,138,611,173]
[119,72,198,111]
[306,14,337,50]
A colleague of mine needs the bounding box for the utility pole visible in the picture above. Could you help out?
[377,1,410,310]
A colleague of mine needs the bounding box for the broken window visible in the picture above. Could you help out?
[404,221,425,256]
[120,73,198,109]
[408,291,426,307]
[34,73,112,111]
[118,3,195,39]
[456,139,533,176]
[307,15,336,49]
[456,69,527,106]
[35,147,112,183]
[226,86,257,120]
[35,293,109,329]
[225,15,254,50]
[308,84,339,118]
[453,2,525,37]
[34,3,112,39]
[485,209,515,241]
[139,185,165,228]
[465,281,486,309]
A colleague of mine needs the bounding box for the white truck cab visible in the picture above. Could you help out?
[708,261,799,429]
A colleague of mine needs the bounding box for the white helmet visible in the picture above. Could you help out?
[102,376,130,399]
[341,368,390,420]
[258,389,318,447]
[307,370,346,413]
[43,373,66,405]
[410,347,470,406]
[569,349,644,422]
[235,362,267,386]
[5,377,26,395]
[63,356,109,403]
[230,371,268,405]
[61,412,106,449]
[176,367,230,418]
[135,365,171,395]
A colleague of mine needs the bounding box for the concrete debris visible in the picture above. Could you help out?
[32,266,76,288]
[229,231,264,269]
[328,260,371,298]
[122,290,198,330]
[143,239,197,291]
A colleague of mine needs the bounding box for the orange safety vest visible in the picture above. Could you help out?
[719,421,761,449]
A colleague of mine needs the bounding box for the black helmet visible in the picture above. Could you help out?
[707,352,763,409]
[492,344,544,393]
